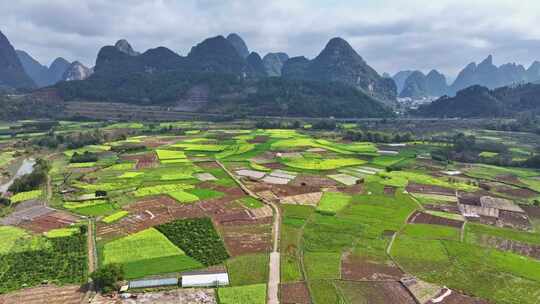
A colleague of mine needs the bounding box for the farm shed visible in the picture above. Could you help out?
[181,271,229,287]
[128,277,179,289]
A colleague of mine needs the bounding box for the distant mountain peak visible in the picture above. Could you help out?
[0,31,36,89]
[226,33,249,58]
[262,52,289,76]
[62,61,92,81]
[480,54,493,66]
[115,39,140,56]
[301,37,396,104]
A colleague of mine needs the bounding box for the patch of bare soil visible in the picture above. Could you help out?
[97,196,206,240]
[408,211,463,228]
[341,253,403,281]
[91,288,216,304]
[423,204,461,214]
[0,285,85,304]
[497,210,532,231]
[219,223,272,256]
[476,235,540,259]
[280,282,310,304]
[384,186,396,196]
[248,135,269,144]
[337,281,416,304]
[406,183,455,195]
[291,175,338,188]
[20,211,80,233]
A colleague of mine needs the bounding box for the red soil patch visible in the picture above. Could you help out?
[263,162,287,170]
[497,187,539,199]
[341,253,403,281]
[280,282,310,304]
[197,161,220,169]
[291,175,338,188]
[406,183,455,195]
[19,211,79,233]
[424,204,461,214]
[522,205,540,218]
[408,211,463,228]
[248,136,269,144]
[219,223,272,256]
[97,196,206,240]
[339,281,417,304]
[476,234,540,260]
[339,184,364,195]
[384,186,397,196]
[0,284,85,304]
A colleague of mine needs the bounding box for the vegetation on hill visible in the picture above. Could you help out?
[416,83,540,118]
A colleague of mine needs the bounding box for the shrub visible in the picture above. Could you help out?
[91,264,124,293]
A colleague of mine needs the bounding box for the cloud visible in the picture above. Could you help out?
[1,0,539,79]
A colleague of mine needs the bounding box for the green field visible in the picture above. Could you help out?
[226,254,269,286]
[282,156,365,171]
[101,228,202,279]
[218,283,267,304]
[316,192,351,215]
[10,190,42,203]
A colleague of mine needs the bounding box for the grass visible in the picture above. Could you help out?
[102,211,129,223]
[64,200,117,216]
[391,236,540,304]
[239,197,265,209]
[44,228,80,238]
[218,283,267,304]
[155,149,187,160]
[101,228,202,279]
[479,151,499,158]
[185,188,224,200]
[10,190,42,203]
[133,184,194,197]
[466,164,538,180]
[304,252,341,280]
[117,172,143,178]
[316,192,351,215]
[370,155,406,167]
[171,143,226,152]
[464,223,540,246]
[425,210,464,221]
[375,170,477,191]
[226,254,269,286]
[0,226,44,254]
[309,280,344,304]
[168,190,199,203]
[402,224,460,241]
[282,156,365,171]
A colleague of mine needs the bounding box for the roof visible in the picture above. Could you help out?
[181,272,229,287]
[129,277,178,289]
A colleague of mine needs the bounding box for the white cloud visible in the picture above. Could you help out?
[1,0,539,78]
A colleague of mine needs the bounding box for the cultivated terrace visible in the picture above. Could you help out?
[0,119,539,304]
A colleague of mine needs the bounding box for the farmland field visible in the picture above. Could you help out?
[100,228,202,279]
[1,119,540,304]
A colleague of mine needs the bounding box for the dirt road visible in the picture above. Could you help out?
[216,161,281,304]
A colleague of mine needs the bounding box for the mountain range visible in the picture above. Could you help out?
[0,31,35,89]
[53,33,394,118]
[415,83,540,118]
[282,37,397,104]
[394,55,540,99]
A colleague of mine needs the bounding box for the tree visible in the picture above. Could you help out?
[90,264,124,293]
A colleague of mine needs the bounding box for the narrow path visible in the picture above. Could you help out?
[82,219,97,304]
[215,161,281,304]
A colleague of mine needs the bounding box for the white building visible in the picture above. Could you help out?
[181,271,229,287]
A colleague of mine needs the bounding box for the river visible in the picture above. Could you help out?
[0,158,36,194]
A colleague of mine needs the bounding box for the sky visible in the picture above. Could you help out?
[2,0,540,80]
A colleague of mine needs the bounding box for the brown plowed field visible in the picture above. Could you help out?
[20,211,79,233]
[0,285,85,304]
[280,282,310,304]
[408,211,463,228]
[341,253,403,281]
